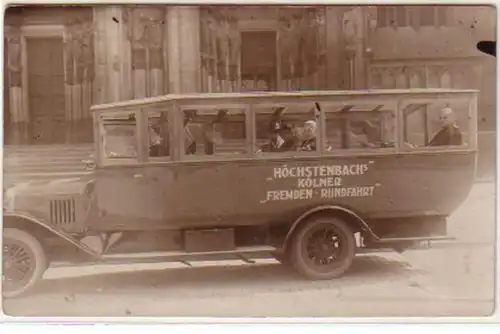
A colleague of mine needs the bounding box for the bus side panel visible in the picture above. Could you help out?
[90,151,475,232]
[91,165,177,231]
[158,151,475,229]
[374,151,476,219]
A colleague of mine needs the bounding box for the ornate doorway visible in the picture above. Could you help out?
[199,6,328,93]
[240,31,277,92]
[26,37,66,144]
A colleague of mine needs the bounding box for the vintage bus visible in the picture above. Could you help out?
[2,89,478,298]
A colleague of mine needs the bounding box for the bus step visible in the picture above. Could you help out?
[237,254,256,264]
[99,245,277,263]
[373,236,456,244]
[179,260,193,267]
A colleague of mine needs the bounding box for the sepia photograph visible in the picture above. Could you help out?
[1,3,497,319]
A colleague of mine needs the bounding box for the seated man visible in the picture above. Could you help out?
[298,120,317,151]
[405,107,463,148]
[428,107,463,146]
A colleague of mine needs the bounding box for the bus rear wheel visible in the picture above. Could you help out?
[289,215,356,280]
[2,228,47,298]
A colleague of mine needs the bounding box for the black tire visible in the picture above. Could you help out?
[2,228,48,298]
[289,215,356,280]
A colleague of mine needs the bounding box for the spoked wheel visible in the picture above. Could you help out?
[2,228,47,298]
[289,216,356,280]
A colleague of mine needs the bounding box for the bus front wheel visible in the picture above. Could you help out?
[2,228,47,298]
[289,215,356,280]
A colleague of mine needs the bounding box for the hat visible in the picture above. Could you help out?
[304,120,317,129]
[273,106,286,116]
[440,107,453,114]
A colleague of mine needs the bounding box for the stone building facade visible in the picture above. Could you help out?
[3,5,496,147]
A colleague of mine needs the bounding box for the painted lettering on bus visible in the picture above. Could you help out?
[297,177,342,188]
[261,161,378,203]
[273,164,369,179]
[266,189,314,201]
[320,186,375,198]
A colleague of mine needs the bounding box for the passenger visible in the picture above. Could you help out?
[148,123,162,157]
[279,126,301,151]
[349,120,379,149]
[405,107,463,148]
[298,120,317,151]
[309,102,321,121]
[153,110,196,156]
[427,107,463,146]
[268,106,290,151]
[184,111,197,155]
[203,109,229,155]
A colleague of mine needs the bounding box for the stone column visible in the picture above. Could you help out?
[93,6,128,104]
[325,7,345,90]
[342,7,367,90]
[167,6,201,94]
[5,24,28,145]
[128,6,166,99]
[65,7,95,143]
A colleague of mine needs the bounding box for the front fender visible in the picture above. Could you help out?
[3,211,99,258]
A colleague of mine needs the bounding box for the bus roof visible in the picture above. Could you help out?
[90,89,479,113]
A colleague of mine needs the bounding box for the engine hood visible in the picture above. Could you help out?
[4,177,92,213]
[6,178,89,197]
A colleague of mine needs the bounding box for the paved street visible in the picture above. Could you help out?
[2,183,496,318]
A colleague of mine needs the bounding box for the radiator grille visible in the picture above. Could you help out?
[49,198,77,225]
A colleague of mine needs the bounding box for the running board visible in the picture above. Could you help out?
[372,236,456,244]
[98,245,277,265]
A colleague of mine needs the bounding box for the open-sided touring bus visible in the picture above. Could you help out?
[2,89,478,298]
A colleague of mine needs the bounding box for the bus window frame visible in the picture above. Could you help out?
[177,103,252,161]
[92,100,178,168]
[251,101,322,158]
[397,95,477,153]
[89,89,479,167]
[145,104,175,164]
[319,100,399,155]
[96,109,142,166]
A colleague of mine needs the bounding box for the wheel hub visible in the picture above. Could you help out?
[2,242,34,291]
[306,227,343,266]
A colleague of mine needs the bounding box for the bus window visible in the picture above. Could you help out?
[101,111,138,159]
[254,103,319,154]
[181,107,248,157]
[147,109,170,159]
[403,99,470,149]
[323,103,396,151]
